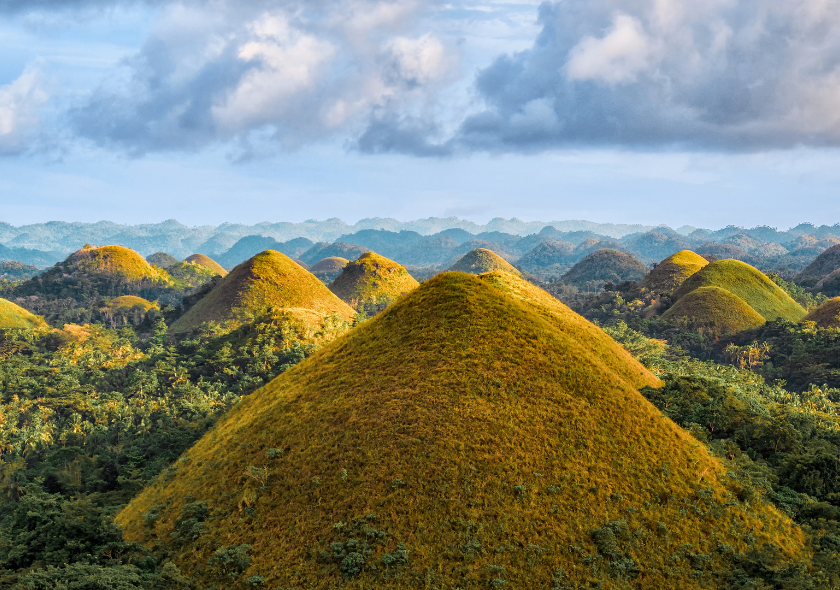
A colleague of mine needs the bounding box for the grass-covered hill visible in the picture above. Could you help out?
[118,272,802,589]
[328,252,419,311]
[803,297,840,328]
[0,261,40,281]
[795,244,840,287]
[167,254,227,288]
[816,268,840,297]
[146,252,178,268]
[447,248,519,275]
[183,254,227,276]
[662,286,767,335]
[300,242,370,266]
[65,245,175,284]
[640,250,708,293]
[310,257,349,283]
[169,250,355,334]
[515,238,575,274]
[106,295,157,312]
[0,297,43,329]
[673,259,806,322]
[561,249,648,287]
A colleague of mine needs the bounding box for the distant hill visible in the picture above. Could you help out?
[299,242,370,265]
[662,285,766,335]
[170,250,355,334]
[309,257,349,283]
[146,252,178,268]
[623,231,691,262]
[215,236,315,270]
[183,253,226,276]
[640,250,708,293]
[0,260,40,281]
[816,269,840,297]
[796,244,840,287]
[329,252,419,311]
[516,238,575,271]
[696,243,750,262]
[166,254,228,288]
[561,249,648,287]
[118,272,802,589]
[674,259,806,322]
[803,297,840,328]
[448,248,519,275]
[0,298,43,329]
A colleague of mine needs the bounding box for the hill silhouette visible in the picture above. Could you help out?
[329,252,419,311]
[310,257,349,282]
[561,249,647,286]
[170,250,355,334]
[146,252,178,268]
[448,248,519,275]
[803,297,840,328]
[674,259,806,322]
[662,286,766,335]
[0,298,43,329]
[119,272,801,589]
[798,244,840,288]
[640,250,708,293]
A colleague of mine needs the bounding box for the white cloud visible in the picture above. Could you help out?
[385,34,450,86]
[565,13,654,85]
[0,66,48,154]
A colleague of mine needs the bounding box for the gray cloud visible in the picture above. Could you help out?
[454,0,840,151]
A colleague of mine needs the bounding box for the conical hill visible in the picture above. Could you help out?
[0,298,44,329]
[310,257,349,282]
[448,248,519,275]
[183,253,227,276]
[118,272,802,589]
[65,245,173,284]
[640,250,708,293]
[662,286,766,335]
[795,244,840,287]
[169,250,355,333]
[674,259,806,322]
[561,249,647,286]
[329,252,419,309]
[803,297,840,328]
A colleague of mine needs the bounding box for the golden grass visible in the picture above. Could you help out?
[67,245,174,284]
[329,252,419,309]
[184,253,228,276]
[640,250,708,293]
[0,298,43,329]
[803,297,840,328]
[170,250,355,334]
[448,248,520,275]
[662,286,766,336]
[310,257,350,273]
[105,295,158,312]
[674,259,806,322]
[118,272,803,589]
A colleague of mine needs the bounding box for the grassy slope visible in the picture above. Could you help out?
[662,286,766,335]
[674,259,806,322]
[170,250,355,333]
[448,248,520,275]
[67,245,174,285]
[119,273,802,589]
[0,298,43,329]
[184,254,228,276]
[310,257,349,274]
[562,249,648,285]
[803,297,840,328]
[640,250,708,293]
[167,261,220,288]
[329,252,419,307]
[795,244,840,287]
[106,295,158,312]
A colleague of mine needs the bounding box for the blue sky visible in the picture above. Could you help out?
[2,0,840,229]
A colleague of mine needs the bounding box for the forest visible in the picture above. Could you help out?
[0,233,839,589]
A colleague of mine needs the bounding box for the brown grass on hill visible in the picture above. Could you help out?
[184,254,228,276]
[448,248,520,275]
[640,250,708,293]
[169,250,355,334]
[118,272,803,589]
[66,245,173,284]
[329,252,419,309]
[662,286,766,336]
[803,297,840,328]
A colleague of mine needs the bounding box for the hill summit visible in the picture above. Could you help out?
[663,285,766,335]
[329,252,419,311]
[168,254,227,288]
[64,245,173,284]
[561,248,647,286]
[119,272,801,589]
[448,248,519,275]
[640,250,708,293]
[804,297,840,328]
[170,250,355,333]
[183,253,227,276]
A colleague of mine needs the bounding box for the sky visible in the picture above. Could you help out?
[2,0,840,230]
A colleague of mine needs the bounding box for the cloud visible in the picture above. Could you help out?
[0,65,49,154]
[455,0,840,151]
[69,0,458,154]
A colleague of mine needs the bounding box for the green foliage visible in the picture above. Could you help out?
[769,273,828,311]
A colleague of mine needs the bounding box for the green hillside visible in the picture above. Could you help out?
[803,297,840,328]
[329,252,419,311]
[170,250,355,334]
[448,248,519,275]
[674,259,806,322]
[119,272,802,589]
[561,249,647,286]
[662,286,766,335]
[640,250,708,293]
[0,298,43,329]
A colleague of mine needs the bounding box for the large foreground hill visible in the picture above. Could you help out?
[119,272,801,589]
